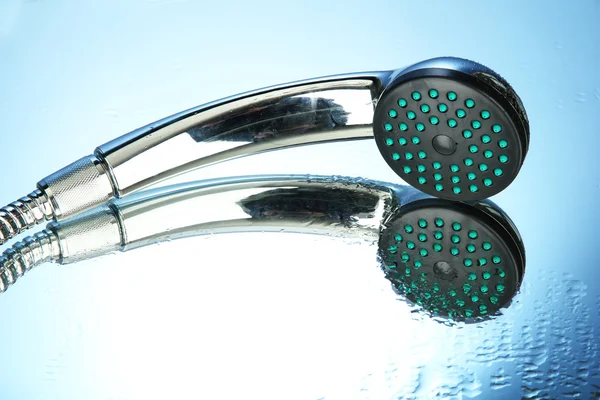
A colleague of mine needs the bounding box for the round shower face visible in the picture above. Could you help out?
[373,60,528,201]
[378,199,524,322]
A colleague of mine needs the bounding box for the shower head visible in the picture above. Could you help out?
[0,175,525,322]
[373,57,529,201]
[0,57,529,245]
[378,198,524,320]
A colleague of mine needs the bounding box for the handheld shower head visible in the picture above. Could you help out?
[0,58,529,245]
[373,57,529,201]
[0,175,525,322]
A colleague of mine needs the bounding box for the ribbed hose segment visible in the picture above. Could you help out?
[0,189,55,245]
[0,229,60,294]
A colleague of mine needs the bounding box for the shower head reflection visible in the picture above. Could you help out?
[0,175,525,322]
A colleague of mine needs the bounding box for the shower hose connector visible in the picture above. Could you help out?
[0,202,123,295]
[0,155,116,246]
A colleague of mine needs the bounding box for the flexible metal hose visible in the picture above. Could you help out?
[0,229,61,294]
[0,190,55,246]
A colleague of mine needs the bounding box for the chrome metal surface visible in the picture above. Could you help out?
[0,229,60,294]
[0,71,390,243]
[0,207,122,294]
[50,205,122,264]
[38,155,115,219]
[0,155,115,246]
[96,75,388,196]
[115,175,396,250]
[0,189,54,245]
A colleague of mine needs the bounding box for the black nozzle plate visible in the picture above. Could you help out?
[378,200,522,321]
[374,76,524,201]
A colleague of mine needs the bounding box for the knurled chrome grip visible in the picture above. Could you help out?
[0,205,123,294]
[0,155,116,246]
[38,155,116,220]
[50,205,123,264]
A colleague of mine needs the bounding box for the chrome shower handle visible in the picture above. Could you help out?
[96,73,388,196]
[0,71,391,246]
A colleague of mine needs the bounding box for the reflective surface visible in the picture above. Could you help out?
[0,175,525,321]
[1,1,600,399]
[98,79,378,195]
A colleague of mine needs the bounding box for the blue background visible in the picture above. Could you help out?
[1,1,599,398]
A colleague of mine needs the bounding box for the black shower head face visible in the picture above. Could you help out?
[373,58,528,201]
[378,199,524,322]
